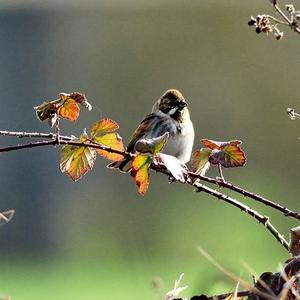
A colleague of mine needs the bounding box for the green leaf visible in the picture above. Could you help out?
[131,154,153,195]
[60,134,96,181]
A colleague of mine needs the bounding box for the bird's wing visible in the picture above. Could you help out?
[126,113,162,152]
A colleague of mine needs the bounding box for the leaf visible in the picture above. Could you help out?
[59,92,92,111]
[90,118,119,137]
[134,132,169,154]
[60,134,96,181]
[58,92,92,121]
[155,153,187,182]
[34,99,60,127]
[201,139,246,168]
[58,98,80,121]
[131,154,152,195]
[191,148,211,176]
[94,133,124,161]
[90,119,125,161]
[34,92,92,126]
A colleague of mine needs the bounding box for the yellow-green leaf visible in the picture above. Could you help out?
[134,132,169,154]
[93,133,124,161]
[60,135,96,181]
[131,154,152,195]
[91,119,125,161]
[191,148,211,175]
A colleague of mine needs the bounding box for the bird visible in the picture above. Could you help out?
[108,89,194,172]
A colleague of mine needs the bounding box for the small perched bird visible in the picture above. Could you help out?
[108,89,194,172]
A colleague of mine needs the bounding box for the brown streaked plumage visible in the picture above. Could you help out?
[108,89,194,172]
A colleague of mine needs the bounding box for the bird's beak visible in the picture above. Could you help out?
[179,102,187,109]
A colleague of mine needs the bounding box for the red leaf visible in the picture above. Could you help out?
[201,139,246,168]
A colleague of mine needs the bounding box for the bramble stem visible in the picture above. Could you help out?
[0,129,293,251]
[189,172,300,221]
[0,130,299,220]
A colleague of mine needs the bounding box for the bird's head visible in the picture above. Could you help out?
[152,89,188,120]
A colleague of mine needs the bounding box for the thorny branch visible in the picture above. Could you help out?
[1,130,299,220]
[0,130,292,251]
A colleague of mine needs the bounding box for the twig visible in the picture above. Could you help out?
[0,130,292,250]
[0,130,299,220]
[0,210,15,226]
[188,172,300,221]
[193,182,289,251]
[273,3,300,34]
[55,114,61,144]
[1,128,297,223]
[0,140,56,152]
[0,130,72,141]
[271,1,300,34]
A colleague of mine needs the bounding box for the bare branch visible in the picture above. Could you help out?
[189,172,300,221]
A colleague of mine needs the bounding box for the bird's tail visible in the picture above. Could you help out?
[107,158,132,173]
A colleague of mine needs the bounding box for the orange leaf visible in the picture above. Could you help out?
[201,139,221,150]
[59,92,92,111]
[91,119,125,161]
[131,154,152,195]
[58,98,80,121]
[90,118,119,137]
[94,133,124,161]
[34,92,92,126]
[60,134,96,181]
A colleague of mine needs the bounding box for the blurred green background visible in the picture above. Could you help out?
[0,0,300,299]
